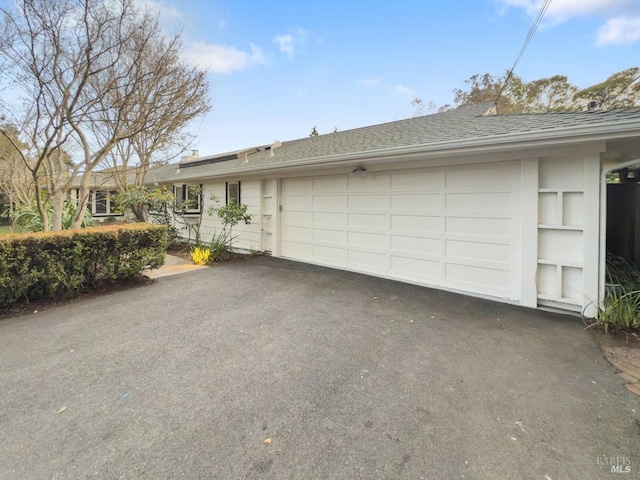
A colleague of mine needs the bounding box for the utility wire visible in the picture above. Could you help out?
[601,72,640,108]
[494,0,552,110]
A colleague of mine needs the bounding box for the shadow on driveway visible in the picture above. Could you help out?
[1,256,638,479]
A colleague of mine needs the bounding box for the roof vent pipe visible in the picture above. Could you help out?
[270,140,282,157]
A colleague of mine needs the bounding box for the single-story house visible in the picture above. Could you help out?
[150,103,640,317]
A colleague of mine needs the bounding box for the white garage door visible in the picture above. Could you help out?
[281,162,522,300]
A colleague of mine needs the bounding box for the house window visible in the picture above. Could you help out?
[174,184,202,213]
[95,190,108,214]
[226,181,240,205]
[84,190,120,216]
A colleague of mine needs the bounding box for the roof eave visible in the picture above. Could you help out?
[154,120,640,183]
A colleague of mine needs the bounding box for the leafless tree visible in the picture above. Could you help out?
[0,124,33,214]
[0,0,210,230]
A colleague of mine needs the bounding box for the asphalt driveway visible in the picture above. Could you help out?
[1,256,639,479]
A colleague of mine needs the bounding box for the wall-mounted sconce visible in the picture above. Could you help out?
[351,166,367,177]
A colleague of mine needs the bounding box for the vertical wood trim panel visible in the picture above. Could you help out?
[521,158,539,308]
[583,154,602,317]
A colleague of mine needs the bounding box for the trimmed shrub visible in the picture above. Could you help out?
[0,223,167,309]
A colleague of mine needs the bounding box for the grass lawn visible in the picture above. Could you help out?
[0,226,12,235]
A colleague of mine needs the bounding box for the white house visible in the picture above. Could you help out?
[150,104,640,317]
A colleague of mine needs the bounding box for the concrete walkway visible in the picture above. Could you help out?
[143,253,206,279]
[1,256,638,479]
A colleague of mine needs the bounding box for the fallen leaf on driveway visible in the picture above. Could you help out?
[57,406,67,414]
[264,438,272,444]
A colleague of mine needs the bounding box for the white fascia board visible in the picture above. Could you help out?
[164,120,640,183]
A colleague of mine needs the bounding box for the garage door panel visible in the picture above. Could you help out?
[391,193,441,211]
[446,217,511,237]
[313,211,345,226]
[445,239,511,263]
[348,250,387,269]
[284,194,312,210]
[348,194,389,210]
[283,225,312,241]
[285,178,313,193]
[391,255,441,278]
[313,176,347,192]
[445,263,510,290]
[391,171,444,190]
[348,213,387,229]
[446,165,518,189]
[392,215,441,233]
[284,210,312,225]
[313,195,346,209]
[347,175,390,192]
[283,240,312,256]
[446,192,512,211]
[281,162,520,302]
[348,231,387,249]
[391,235,440,255]
[313,228,346,244]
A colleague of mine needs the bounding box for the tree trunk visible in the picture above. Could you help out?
[51,188,64,230]
[33,181,49,232]
[132,203,147,222]
[71,176,92,230]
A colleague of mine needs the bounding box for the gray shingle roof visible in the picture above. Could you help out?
[150,103,640,183]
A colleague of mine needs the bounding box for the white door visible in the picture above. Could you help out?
[281,162,522,301]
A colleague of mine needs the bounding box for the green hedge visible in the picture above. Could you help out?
[0,223,167,309]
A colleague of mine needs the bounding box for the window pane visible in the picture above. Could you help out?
[95,191,107,214]
[228,183,238,205]
[186,186,200,211]
[109,191,119,214]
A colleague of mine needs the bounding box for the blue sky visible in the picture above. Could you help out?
[5,0,638,157]
[155,0,639,156]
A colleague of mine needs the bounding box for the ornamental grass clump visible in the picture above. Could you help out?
[190,246,212,265]
[593,256,640,332]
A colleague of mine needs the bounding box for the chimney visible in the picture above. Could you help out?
[191,149,199,157]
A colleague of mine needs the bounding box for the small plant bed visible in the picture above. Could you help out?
[587,255,640,333]
[167,241,255,265]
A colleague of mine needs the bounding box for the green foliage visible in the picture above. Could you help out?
[449,67,639,113]
[592,256,640,332]
[573,67,640,109]
[190,246,211,265]
[215,203,252,230]
[0,224,167,309]
[208,229,233,261]
[115,185,175,217]
[11,199,95,232]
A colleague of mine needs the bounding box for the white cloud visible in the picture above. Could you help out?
[499,0,637,21]
[498,0,640,45]
[597,15,640,45]
[274,34,295,58]
[391,84,416,101]
[136,0,183,20]
[361,77,382,88]
[274,29,311,58]
[183,41,268,73]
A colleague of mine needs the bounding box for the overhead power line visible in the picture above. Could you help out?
[494,0,553,110]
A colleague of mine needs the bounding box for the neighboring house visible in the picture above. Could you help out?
[68,171,126,220]
[149,104,640,317]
